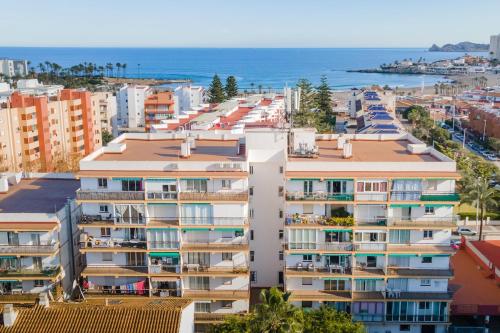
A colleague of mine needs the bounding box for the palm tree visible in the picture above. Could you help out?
[461,177,499,240]
[116,63,121,78]
[250,288,303,333]
[122,63,127,78]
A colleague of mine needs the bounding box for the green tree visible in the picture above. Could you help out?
[210,315,250,333]
[225,76,238,98]
[101,129,114,146]
[293,79,317,128]
[461,177,499,240]
[208,74,226,103]
[315,75,335,132]
[303,306,364,333]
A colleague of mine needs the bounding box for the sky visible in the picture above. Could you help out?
[1,0,498,48]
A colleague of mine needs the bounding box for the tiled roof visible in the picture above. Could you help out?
[0,298,191,333]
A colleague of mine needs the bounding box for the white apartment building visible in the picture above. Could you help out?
[91,91,117,136]
[490,33,500,61]
[116,85,151,129]
[0,175,81,299]
[75,128,459,333]
[16,79,63,97]
[174,86,205,115]
[0,59,28,78]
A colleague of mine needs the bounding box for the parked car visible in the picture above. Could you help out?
[457,227,477,236]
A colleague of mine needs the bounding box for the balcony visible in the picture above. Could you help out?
[147,241,180,250]
[385,314,449,323]
[82,265,148,277]
[352,314,384,322]
[386,291,453,301]
[182,264,249,275]
[146,191,178,200]
[289,290,352,301]
[285,242,353,252]
[0,266,60,279]
[285,265,351,276]
[420,192,460,202]
[0,242,58,255]
[285,214,354,227]
[353,243,387,252]
[386,267,453,278]
[355,218,388,227]
[387,244,454,254]
[388,217,458,229]
[182,289,249,300]
[285,191,354,202]
[76,190,145,201]
[178,191,248,202]
[180,217,248,227]
[81,237,147,251]
[149,264,181,274]
[390,191,422,201]
[182,240,249,252]
[79,214,146,227]
[151,288,181,297]
[355,193,388,202]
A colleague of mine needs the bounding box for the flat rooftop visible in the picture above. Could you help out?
[95,139,244,162]
[289,139,441,163]
[0,178,79,214]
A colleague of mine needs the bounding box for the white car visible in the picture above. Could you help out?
[457,227,477,236]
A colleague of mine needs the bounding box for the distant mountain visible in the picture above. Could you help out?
[429,42,489,52]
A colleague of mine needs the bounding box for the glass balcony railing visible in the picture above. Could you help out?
[146,191,178,200]
[76,190,145,201]
[420,192,460,201]
[286,192,354,201]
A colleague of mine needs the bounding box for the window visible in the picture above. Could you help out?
[102,252,112,261]
[424,206,435,215]
[100,228,111,237]
[121,179,142,191]
[249,209,254,218]
[421,256,432,264]
[222,278,233,286]
[278,186,284,197]
[249,187,254,196]
[325,279,346,291]
[279,166,283,174]
[423,230,433,240]
[97,178,108,188]
[184,179,207,192]
[279,210,283,218]
[302,254,313,262]
[221,300,233,309]
[302,277,313,285]
[222,252,233,261]
[235,230,244,237]
[302,301,313,309]
[249,165,254,174]
[303,204,313,215]
[278,230,284,239]
[400,324,411,332]
[279,251,283,260]
[356,181,388,192]
[419,302,431,310]
[366,256,377,268]
[420,279,431,287]
[250,230,254,240]
[195,302,210,313]
[162,184,176,192]
[303,180,313,194]
[250,271,257,283]
[99,204,109,213]
[278,271,284,284]
[221,179,232,189]
[250,251,255,262]
[33,280,44,287]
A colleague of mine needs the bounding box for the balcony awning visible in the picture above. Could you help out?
[423,204,454,208]
[426,178,454,181]
[0,256,17,259]
[0,279,20,282]
[323,229,352,233]
[354,253,385,257]
[392,178,422,181]
[149,252,180,258]
[112,177,142,181]
[388,254,418,257]
[182,228,210,231]
[146,178,176,182]
[181,203,211,206]
[213,228,244,232]
[390,204,421,208]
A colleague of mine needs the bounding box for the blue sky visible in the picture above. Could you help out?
[1,0,498,47]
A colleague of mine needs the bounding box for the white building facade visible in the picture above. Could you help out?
[174,86,205,115]
[490,33,500,60]
[0,59,28,78]
[117,85,151,129]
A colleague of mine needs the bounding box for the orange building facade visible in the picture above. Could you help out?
[144,91,175,131]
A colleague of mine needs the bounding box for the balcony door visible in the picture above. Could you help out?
[31,234,41,246]
[7,232,19,246]
[189,276,209,290]
[185,179,208,193]
[33,257,42,271]
[126,253,145,266]
[188,253,210,266]
[303,180,313,195]
[115,204,145,224]
[327,180,347,194]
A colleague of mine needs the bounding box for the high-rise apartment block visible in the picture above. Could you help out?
[116,85,151,130]
[75,128,459,332]
[144,91,176,131]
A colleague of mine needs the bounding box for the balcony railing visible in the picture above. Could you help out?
[179,191,248,202]
[355,193,388,201]
[285,265,351,275]
[79,215,146,226]
[182,289,249,299]
[390,191,422,201]
[147,241,180,250]
[385,314,449,322]
[149,264,180,274]
[0,243,58,255]
[146,191,178,200]
[182,264,249,274]
[420,192,460,202]
[82,238,147,249]
[180,217,248,226]
[151,288,181,297]
[286,242,353,251]
[0,266,60,278]
[76,190,145,201]
[182,240,248,251]
[285,214,354,227]
[286,192,354,201]
[352,314,384,322]
[388,216,458,228]
[353,243,387,251]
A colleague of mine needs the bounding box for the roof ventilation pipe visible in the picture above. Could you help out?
[343,140,353,159]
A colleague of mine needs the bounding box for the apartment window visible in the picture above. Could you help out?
[221,179,232,189]
[419,302,431,310]
[162,184,177,192]
[222,278,233,286]
[97,178,108,189]
[249,187,254,196]
[400,324,411,332]
[421,256,433,264]
[221,300,233,309]
[250,271,257,283]
[279,166,283,174]
[325,279,346,291]
[423,230,433,240]
[235,230,244,237]
[249,209,254,218]
[184,179,207,192]
[303,204,313,215]
[301,301,313,309]
[278,271,284,284]
[250,251,255,262]
[366,256,377,268]
[121,179,142,191]
[102,252,112,262]
[249,165,254,174]
[99,204,109,213]
[222,252,233,261]
[302,254,313,262]
[302,277,313,286]
[420,279,431,287]
[279,251,284,261]
[278,230,284,239]
[194,302,210,313]
[250,230,254,240]
[279,210,283,218]
[356,181,388,192]
[303,180,313,194]
[424,206,435,215]
[278,186,284,197]
[33,280,44,287]
[100,228,111,237]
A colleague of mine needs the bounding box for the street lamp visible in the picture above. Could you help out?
[462,128,467,149]
[482,119,487,142]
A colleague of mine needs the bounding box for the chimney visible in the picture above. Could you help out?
[343,141,353,159]
[180,141,191,158]
[187,136,196,149]
[337,135,346,150]
[38,292,49,308]
[3,304,17,327]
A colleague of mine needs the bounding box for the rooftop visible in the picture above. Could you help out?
[0,298,191,333]
[0,178,79,214]
[470,240,500,269]
[95,139,243,162]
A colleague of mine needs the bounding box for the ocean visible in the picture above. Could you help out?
[0,47,487,89]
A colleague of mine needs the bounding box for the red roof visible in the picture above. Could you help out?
[470,240,500,268]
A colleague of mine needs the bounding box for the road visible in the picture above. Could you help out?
[449,129,500,168]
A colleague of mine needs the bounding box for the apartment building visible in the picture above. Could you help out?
[74,128,459,332]
[0,89,101,172]
[174,86,205,114]
[117,85,151,129]
[490,33,500,61]
[0,59,28,78]
[90,91,117,136]
[76,132,251,328]
[0,175,80,300]
[144,91,176,131]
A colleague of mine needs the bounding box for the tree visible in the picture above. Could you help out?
[293,79,317,128]
[102,129,114,146]
[315,75,335,132]
[461,177,499,240]
[225,76,238,98]
[303,306,364,333]
[210,315,250,333]
[208,74,226,103]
